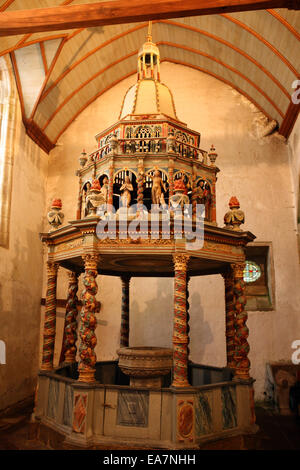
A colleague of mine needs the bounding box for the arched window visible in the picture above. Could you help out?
[0,55,17,248]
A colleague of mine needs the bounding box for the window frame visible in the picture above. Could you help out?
[244,242,275,312]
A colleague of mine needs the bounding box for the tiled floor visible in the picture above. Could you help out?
[0,405,299,450]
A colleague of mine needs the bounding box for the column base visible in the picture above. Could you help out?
[78,368,96,383]
[171,379,190,388]
[40,363,53,371]
[233,372,251,382]
[64,353,76,363]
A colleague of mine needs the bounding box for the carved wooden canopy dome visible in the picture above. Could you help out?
[119,22,179,122]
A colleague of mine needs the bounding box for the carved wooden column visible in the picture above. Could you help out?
[191,165,197,219]
[222,269,236,369]
[108,161,114,211]
[76,172,82,219]
[41,261,59,370]
[172,254,190,387]
[168,158,174,200]
[210,180,217,224]
[60,271,79,363]
[232,262,250,380]
[120,275,131,347]
[186,275,191,358]
[78,254,100,383]
[137,159,144,211]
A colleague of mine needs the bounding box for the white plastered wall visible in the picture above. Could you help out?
[0,67,48,411]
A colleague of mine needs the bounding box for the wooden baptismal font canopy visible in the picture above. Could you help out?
[36,25,257,448]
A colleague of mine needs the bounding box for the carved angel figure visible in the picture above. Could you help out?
[224,196,245,231]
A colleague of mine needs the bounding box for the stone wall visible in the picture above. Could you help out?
[42,62,300,400]
[0,59,48,411]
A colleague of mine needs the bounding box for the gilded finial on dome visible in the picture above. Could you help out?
[147,21,152,43]
[137,22,160,81]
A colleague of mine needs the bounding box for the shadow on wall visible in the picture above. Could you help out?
[189,291,214,362]
[130,277,173,348]
[129,277,216,364]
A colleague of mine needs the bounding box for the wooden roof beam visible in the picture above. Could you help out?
[0,0,299,37]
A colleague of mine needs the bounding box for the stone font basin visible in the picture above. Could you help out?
[117,346,173,388]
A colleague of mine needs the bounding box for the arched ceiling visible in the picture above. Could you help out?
[1,1,300,153]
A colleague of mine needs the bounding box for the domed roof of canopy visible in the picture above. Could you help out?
[119,79,178,120]
[119,22,179,122]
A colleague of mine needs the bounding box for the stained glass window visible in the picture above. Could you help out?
[243,261,261,283]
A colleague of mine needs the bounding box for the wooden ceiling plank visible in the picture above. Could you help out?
[163,58,274,120]
[29,36,67,120]
[267,9,300,40]
[0,1,299,37]
[52,60,275,144]
[40,18,291,108]
[10,50,25,117]
[42,50,138,131]
[40,41,48,74]
[0,0,15,12]
[160,19,291,98]
[40,22,149,101]
[54,71,136,143]
[159,42,284,117]
[42,41,284,132]
[221,13,300,77]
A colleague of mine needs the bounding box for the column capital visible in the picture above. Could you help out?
[46,261,59,276]
[68,270,79,281]
[82,253,100,271]
[121,275,131,285]
[231,262,246,279]
[173,253,190,272]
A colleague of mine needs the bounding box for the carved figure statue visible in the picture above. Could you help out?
[151,170,166,205]
[224,196,245,231]
[85,179,106,216]
[196,180,211,220]
[47,198,64,231]
[170,177,189,210]
[84,182,91,216]
[120,176,133,208]
[100,176,109,203]
[197,180,209,203]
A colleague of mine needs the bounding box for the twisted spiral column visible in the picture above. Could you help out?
[120,276,131,347]
[191,166,197,220]
[41,261,59,370]
[186,275,190,358]
[222,270,236,369]
[210,181,217,223]
[137,159,144,212]
[232,262,250,380]
[63,271,79,363]
[108,162,114,211]
[78,254,100,383]
[168,159,174,200]
[76,173,82,219]
[172,254,190,388]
